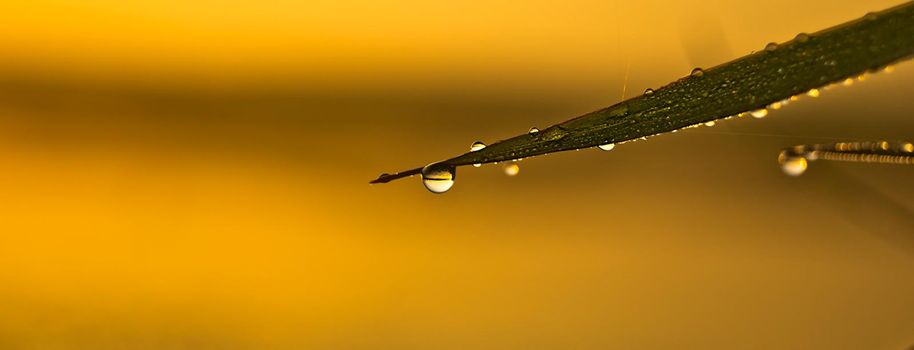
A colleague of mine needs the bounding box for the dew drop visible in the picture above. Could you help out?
[779,154,808,176]
[690,68,704,78]
[421,163,456,194]
[597,143,615,151]
[884,65,895,73]
[503,163,520,176]
[864,12,878,21]
[704,121,716,127]
[806,88,820,98]
[856,74,867,81]
[644,88,655,95]
[470,141,486,152]
[765,42,779,52]
[528,127,540,134]
[795,33,810,43]
[842,78,854,86]
[769,101,783,110]
[750,109,768,118]
[902,142,914,153]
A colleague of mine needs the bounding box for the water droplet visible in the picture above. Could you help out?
[902,142,914,153]
[597,143,615,151]
[750,109,768,118]
[856,74,867,81]
[421,163,456,194]
[864,12,877,21]
[769,101,783,110]
[789,95,800,102]
[884,65,895,73]
[842,78,854,86]
[704,121,716,127]
[779,153,808,176]
[644,88,654,95]
[765,42,779,52]
[690,68,704,78]
[503,163,520,176]
[470,141,486,152]
[806,88,820,98]
[795,33,810,43]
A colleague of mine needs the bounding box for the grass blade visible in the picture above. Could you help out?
[372,2,914,185]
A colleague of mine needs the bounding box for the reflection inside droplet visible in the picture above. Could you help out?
[597,143,615,151]
[421,163,456,193]
[779,153,808,176]
[503,163,520,176]
[807,88,820,98]
[750,109,768,118]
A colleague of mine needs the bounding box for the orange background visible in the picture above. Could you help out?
[0,0,913,349]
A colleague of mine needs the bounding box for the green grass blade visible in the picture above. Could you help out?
[372,2,914,185]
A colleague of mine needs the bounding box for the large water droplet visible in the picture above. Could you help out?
[765,42,779,52]
[503,163,520,176]
[795,33,810,43]
[528,127,540,134]
[597,143,615,151]
[690,68,704,78]
[421,163,456,194]
[750,109,768,118]
[644,88,654,95]
[470,141,486,152]
[806,88,820,98]
[779,153,808,176]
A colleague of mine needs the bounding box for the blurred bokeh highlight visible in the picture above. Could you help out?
[1,0,913,349]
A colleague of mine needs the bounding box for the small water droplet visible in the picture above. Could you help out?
[503,163,520,176]
[470,141,486,152]
[884,65,895,73]
[704,121,716,127]
[473,163,481,168]
[690,67,704,77]
[528,127,540,134]
[765,42,779,52]
[902,142,914,153]
[750,109,768,118]
[842,78,854,86]
[795,33,810,43]
[421,163,456,194]
[644,88,654,95]
[597,143,615,151]
[880,141,890,150]
[806,88,820,98]
[640,136,648,141]
[769,101,783,110]
[856,74,867,81]
[778,153,808,176]
[864,12,877,21]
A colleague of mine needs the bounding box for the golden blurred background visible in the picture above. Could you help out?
[1,0,913,349]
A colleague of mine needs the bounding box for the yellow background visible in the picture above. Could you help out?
[0,0,913,349]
